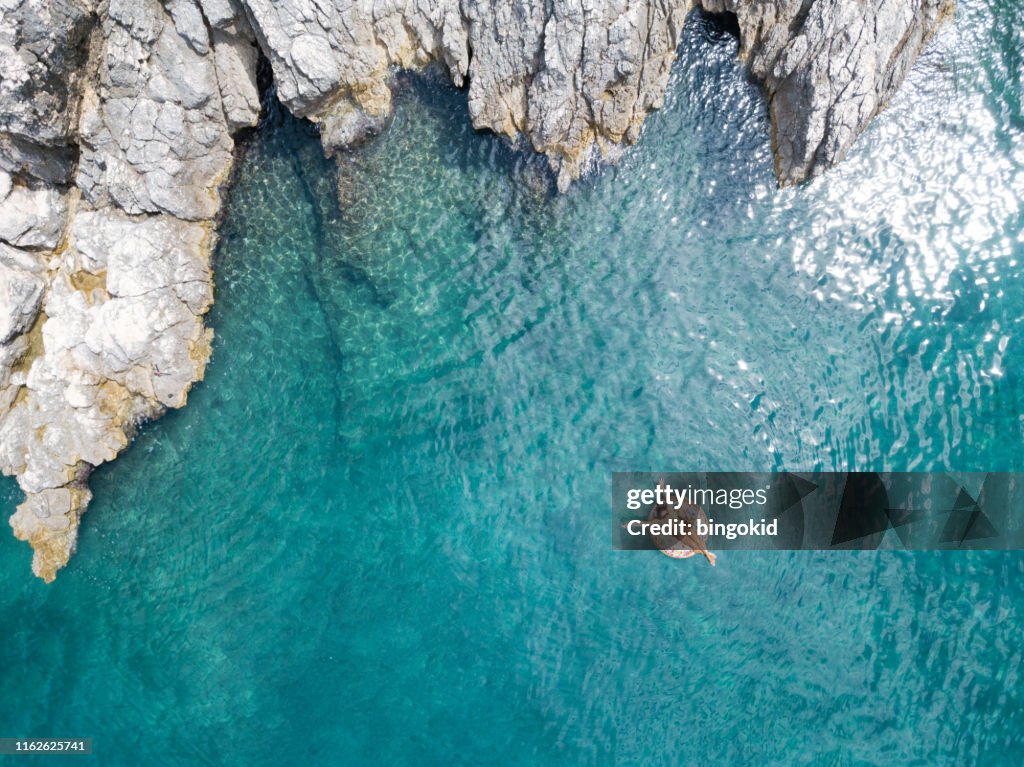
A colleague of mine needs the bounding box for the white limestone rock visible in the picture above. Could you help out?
[9,485,92,584]
[0,243,45,412]
[239,0,952,189]
[0,182,68,249]
[76,0,236,220]
[0,249,45,344]
[241,0,468,146]
[0,205,215,580]
[212,27,262,132]
[166,0,210,55]
[0,0,252,581]
[198,0,244,32]
[700,0,955,184]
[0,0,93,184]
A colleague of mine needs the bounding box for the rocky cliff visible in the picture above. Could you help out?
[0,0,952,580]
[0,0,260,580]
[243,0,953,189]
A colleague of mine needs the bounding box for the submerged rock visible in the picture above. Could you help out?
[0,0,952,579]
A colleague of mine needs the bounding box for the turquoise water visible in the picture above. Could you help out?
[3,3,1024,764]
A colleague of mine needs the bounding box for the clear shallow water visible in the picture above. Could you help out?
[2,4,1024,765]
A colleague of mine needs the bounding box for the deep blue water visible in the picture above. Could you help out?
[2,3,1024,765]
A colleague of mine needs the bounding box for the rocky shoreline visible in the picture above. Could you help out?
[0,0,952,580]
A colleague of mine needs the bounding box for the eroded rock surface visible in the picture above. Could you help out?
[242,0,953,189]
[0,0,952,579]
[703,0,955,184]
[0,0,259,581]
[242,0,691,189]
[0,0,93,184]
